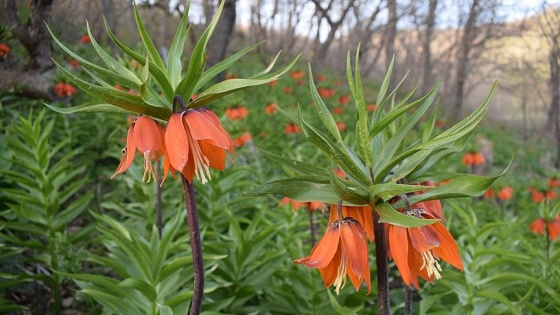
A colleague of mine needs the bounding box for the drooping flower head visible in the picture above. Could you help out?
[530,216,560,241]
[54,82,77,97]
[294,210,371,295]
[497,186,513,201]
[80,34,91,44]
[462,152,485,166]
[387,207,463,289]
[165,108,234,184]
[112,116,166,183]
[329,204,374,241]
[225,106,248,121]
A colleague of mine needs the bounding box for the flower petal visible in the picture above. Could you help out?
[134,116,163,155]
[388,224,411,287]
[111,124,136,178]
[294,223,341,269]
[408,225,440,253]
[184,109,231,148]
[430,222,463,271]
[165,113,190,172]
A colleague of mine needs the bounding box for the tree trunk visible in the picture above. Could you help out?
[0,0,55,100]
[206,0,237,75]
[452,0,480,120]
[385,0,397,70]
[421,0,438,95]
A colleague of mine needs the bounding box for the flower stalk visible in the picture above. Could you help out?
[182,175,204,315]
[372,210,390,315]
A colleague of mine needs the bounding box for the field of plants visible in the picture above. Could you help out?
[1,3,560,315]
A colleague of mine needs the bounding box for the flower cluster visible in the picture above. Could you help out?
[294,183,463,293]
[113,109,234,184]
[54,82,77,97]
[530,215,560,241]
[462,151,485,166]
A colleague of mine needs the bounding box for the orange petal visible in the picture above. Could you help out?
[165,113,190,172]
[341,220,371,293]
[294,224,341,269]
[134,116,163,154]
[388,224,411,287]
[111,124,136,178]
[198,140,227,171]
[430,222,463,271]
[184,109,231,148]
[408,225,440,253]
[318,248,342,288]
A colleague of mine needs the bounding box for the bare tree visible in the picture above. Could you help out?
[385,0,397,70]
[538,4,560,167]
[421,0,438,95]
[206,0,238,72]
[311,0,355,68]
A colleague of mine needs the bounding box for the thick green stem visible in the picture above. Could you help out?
[372,210,390,315]
[49,235,61,315]
[181,176,204,315]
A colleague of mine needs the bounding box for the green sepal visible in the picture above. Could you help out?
[329,166,369,205]
[44,101,131,115]
[370,183,429,202]
[175,1,224,102]
[242,176,341,204]
[167,4,190,89]
[308,64,342,143]
[375,202,439,228]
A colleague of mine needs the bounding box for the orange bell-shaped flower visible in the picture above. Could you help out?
[387,208,463,289]
[294,216,371,295]
[112,116,166,182]
[165,108,234,183]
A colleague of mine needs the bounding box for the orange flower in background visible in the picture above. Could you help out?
[332,107,343,115]
[112,116,166,182]
[339,95,350,105]
[497,186,513,201]
[294,216,371,295]
[334,168,346,178]
[530,189,554,203]
[316,74,328,82]
[165,109,234,183]
[387,209,463,289]
[284,123,301,134]
[68,59,80,69]
[549,218,560,240]
[232,132,252,147]
[483,188,495,199]
[367,104,377,112]
[54,82,77,97]
[267,80,278,87]
[225,72,237,79]
[225,106,249,121]
[0,43,10,58]
[332,79,342,86]
[530,218,545,235]
[289,70,305,79]
[283,87,293,94]
[549,178,560,188]
[80,34,91,44]
[318,87,336,98]
[280,197,304,210]
[265,103,277,114]
[462,152,485,166]
[114,83,127,91]
[336,122,347,132]
[531,216,560,241]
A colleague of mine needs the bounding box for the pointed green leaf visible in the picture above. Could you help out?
[375,202,439,228]
[308,64,342,142]
[329,167,369,205]
[44,101,132,114]
[376,56,394,106]
[134,4,166,70]
[369,85,422,138]
[370,183,429,202]
[86,21,142,86]
[190,78,281,108]
[195,41,262,91]
[118,278,156,301]
[260,149,325,176]
[242,176,341,204]
[167,4,190,88]
[176,1,224,101]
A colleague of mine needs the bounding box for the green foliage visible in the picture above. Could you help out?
[0,110,92,313]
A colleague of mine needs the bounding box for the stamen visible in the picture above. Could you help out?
[142,151,156,183]
[420,251,442,280]
[334,247,348,295]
